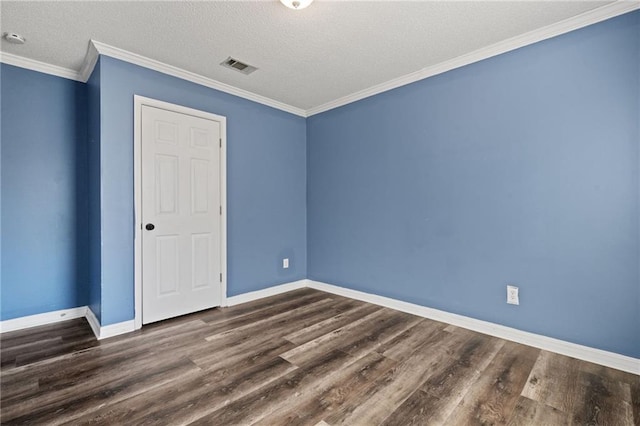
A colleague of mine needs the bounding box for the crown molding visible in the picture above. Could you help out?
[78,40,100,82]
[84,40,307,117]
[2,2,637,118]
[0,51,81,81]
[306,1,640,116]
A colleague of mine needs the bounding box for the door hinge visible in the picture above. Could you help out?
[219,205,222,215]
[219,273,222,282]
[219,138,222,148]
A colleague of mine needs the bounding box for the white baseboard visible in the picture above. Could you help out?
[225,279,307,307]
[85,307,101,338]
[1,279,309,338]
[85,308,135,340]
[4,280,637,374]
[1,306,134,340]
[98,320,136,339]
[306,280,639,375]
[0,307,88,333]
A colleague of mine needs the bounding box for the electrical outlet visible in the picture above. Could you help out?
[507,285,519,305]
[283,258,289,269]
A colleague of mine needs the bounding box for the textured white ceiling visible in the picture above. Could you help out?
[0,1,615,111]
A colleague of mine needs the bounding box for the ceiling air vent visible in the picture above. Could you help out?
[220,57,258,75]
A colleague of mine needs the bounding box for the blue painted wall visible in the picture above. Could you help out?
[87,60,102,322]
[1,11,637,359]
[0,57,307,326]
[0,63,89,320]
[97,56,307,325]
[0,64,3,307]
[308,12,640,358]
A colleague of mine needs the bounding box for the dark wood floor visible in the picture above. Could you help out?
[1,288,638,425]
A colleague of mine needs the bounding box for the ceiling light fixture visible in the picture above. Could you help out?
[280,0,313,10]
[3,33,26,44]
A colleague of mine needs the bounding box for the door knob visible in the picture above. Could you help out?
[145,223,155,231]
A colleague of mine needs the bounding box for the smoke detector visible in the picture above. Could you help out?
[220,57,258,75]
[4,33,26,44]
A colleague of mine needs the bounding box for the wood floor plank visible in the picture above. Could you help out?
[443,340,540,425]
[1,336,62,360]
[252,352,397,426]
[506,396,570,425]
[204,297,335,341]
[191,298,357,369]
[323,327,482,425]
[379,332,505,425]
[631,379,640,426]
[1,320,213,408]
[0,378,39,402]
[1,324,97,370]
[339,314,423,360]
[65,354,297,425]
[204,291,333,334]
[0,318,89,349]
[521,350,584,413]
[1,288,636,425]
[189,350,356,425]
[1,317,209,383]
[1,358,202,424]
[194,336,296,375]
[571,370,634,425]
[375,318,447,362]
[13,338,98,368]
[202,287,319,321]
[197,339,297,385]
[577,357,640,387]
[522,350,635,425]
[156,288,319,328]
[0,337,63,369]
[283,303,379,345]
[280,307,398,366]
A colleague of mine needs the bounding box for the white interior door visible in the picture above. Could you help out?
[141,105,222,324]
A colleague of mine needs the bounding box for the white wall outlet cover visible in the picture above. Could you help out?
[283,258,289,269]
[507,285,519,305]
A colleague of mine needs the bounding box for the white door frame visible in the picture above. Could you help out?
[133,95,227,330]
